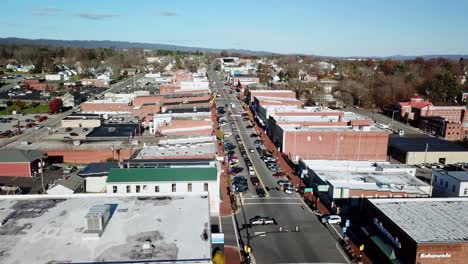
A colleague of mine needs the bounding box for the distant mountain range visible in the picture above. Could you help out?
[0,37,467,60]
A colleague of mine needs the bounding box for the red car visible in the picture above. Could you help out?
[38,116,48,122]
[241,113,249,117]
[272,172,286,178]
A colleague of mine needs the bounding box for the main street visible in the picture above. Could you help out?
[209,66,349,264]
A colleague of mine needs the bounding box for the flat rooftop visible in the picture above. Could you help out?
[433,169,468,182]
[0,194,211,263]
[315,170,429,194]
[279,124,383,132]
[369,198,468,243]
[302,159,388,172]
[389,136,468,152]
[255,95,301,102]
[135,142,215,159]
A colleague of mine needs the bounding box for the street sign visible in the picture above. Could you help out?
[317,185,329,192]
[345,219,351,227]
[304,188,313,193]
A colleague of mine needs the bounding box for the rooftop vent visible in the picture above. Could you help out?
[83,204,112,239]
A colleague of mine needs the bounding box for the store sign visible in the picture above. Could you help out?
[419,253,451,259]
[373,218,402,248]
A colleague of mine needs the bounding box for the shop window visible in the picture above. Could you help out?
[143,185,148,191]
[172,184,176,192]
[188,183,192,192]
[155,186,160,192]
[204,183,209,192]
[136,185,141,193]
[112,186,118,193]
[126,185,131,193]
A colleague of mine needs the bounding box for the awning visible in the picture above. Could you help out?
[361,226,401,264]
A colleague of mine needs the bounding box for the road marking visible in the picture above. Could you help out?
[231,212,241,249]
[254,231,266,237]
[242,197,301,200]
[329,224,343,240]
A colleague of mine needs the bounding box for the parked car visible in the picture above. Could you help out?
[250,216,275,225]
[65,127,72,132]
[243,117,250,121]
[248,166,255,176]
[250,176,260,186]
[250,133,258,138]
[63,166,77,174]
[70,132,79,136]
[321,215,342,225]
[246,125,253,129]
[272,171,286,178]
[49,165,61,171]
[231,167,244,174]
[256,187,266,197]
[277,180,291,186]
[233,183,248,193]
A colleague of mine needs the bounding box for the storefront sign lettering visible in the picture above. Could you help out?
[419,253,451,258]
[373,218,402,248]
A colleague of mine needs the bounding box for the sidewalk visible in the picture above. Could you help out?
[224,246,241,264]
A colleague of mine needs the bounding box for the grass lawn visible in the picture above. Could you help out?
[0,104,49,115]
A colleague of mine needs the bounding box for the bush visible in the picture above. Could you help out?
[30,101,41,108]
[15,100,26,109]
[6,101,13,107]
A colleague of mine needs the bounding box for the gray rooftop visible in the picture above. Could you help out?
[433,170,468,182]
[0,194,211,263]
[48,175,85,191]
[369,198,468,243]
[0,149,46,163]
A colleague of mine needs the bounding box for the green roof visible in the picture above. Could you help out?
[106,168,217,183]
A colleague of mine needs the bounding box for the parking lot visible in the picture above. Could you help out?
[0,114,50,138]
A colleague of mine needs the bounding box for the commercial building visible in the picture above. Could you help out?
[432,170,468,197]
[106,167,220,215]
[0,149,47,177]
[149,112,213,136]
[299,160,426,213]
[232,74,259,87]
[78,162,119,193]
[388,136,468,165]
[363,198,468,264]
[61,113,103,128]
[267,109,388,162]
[133,137,216,160]
[0,194,212,263]
[245,89,296,105]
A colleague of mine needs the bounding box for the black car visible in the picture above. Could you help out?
[246,125,253,129]
[250,133,259,138]
[250,176,260,186]
[234,184,248,193]
[65,127,72,132]
[70,132,79,136]
[226,150,235,156]
[231,167,244,174]
[256,187,266,197]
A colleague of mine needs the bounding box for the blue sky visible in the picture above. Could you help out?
[1,0,468,56]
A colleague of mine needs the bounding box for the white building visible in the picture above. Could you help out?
[0,193,212,263]
[432,170,468,197]
[180,81,210,91]
[45,74,64,81]
[106,167,220,215]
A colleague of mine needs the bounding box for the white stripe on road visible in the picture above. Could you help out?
[254,231,266,237]
[231,213,241,249]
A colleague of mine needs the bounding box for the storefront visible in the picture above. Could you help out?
[363,198,468,264]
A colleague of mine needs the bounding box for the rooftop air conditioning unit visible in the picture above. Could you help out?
[83,204,112,239]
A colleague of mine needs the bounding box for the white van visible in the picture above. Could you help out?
[248,166,255,176]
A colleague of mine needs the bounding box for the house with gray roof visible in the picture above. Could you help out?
[47,175,85,195]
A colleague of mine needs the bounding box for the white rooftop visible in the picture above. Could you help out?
[369,198,468,243]
[302,160,388,172]
[279,124,381,132]
[315,170,429,194]
[255,95,300,102]
[136,142,216,159]
[0,194,211,263]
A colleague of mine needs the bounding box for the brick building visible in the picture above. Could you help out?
[245,89,296,105]
[363,198,468,264]
[266,108,388,162]
[0,150,47,177]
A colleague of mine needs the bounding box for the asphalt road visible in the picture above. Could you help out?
[349,107,424,135]
[210,67,349,264]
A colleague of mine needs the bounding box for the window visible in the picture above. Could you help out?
[136,185,141,193]
[204,183,209,192]
[188,183,192,192]
[452,185,456,192]
[445,181,448,188]
[126,185,131,193]
[155,186,160,192]
[143,185,148,191]
[112,186,118,193]
[440,179,443,185]
[172,184,176,192]
[464,188,468,195]
[434,176,437,182]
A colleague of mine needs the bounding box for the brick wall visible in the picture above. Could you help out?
[47,149,135,164]
[416,243,468,264]
[0,163,32,177]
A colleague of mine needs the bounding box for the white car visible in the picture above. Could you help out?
[250,216,275,225]
[248,166,255,176]
[321,215,342,225]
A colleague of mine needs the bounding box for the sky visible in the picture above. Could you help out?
[1,0,468,57]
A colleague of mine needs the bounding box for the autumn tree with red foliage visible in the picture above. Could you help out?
[48,98,63,114]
